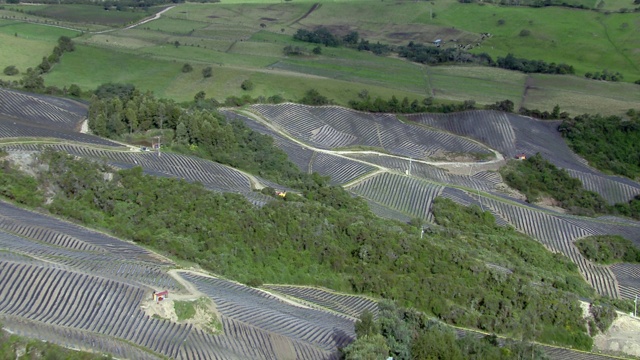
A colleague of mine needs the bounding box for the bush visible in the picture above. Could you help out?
[3,65,18,76]
[240,79,254,91]
[202,66,212,78]
[182,63,193,73]
[519,29,531,37]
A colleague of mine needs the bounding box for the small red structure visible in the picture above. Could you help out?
[153,290,169,302]
[515,153,526,160]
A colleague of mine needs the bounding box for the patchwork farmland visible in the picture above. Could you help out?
[1,91,640,359]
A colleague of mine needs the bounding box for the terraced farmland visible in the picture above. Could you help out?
[263,285,378,320]
[179,272,355,359]
[250,104,493,160]
[348,172,444,221]
[0,88,86,128]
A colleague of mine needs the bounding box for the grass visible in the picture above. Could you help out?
[0,21,79,82]
[428,66,527,107]
[5,4,153,27]
[20,0,637,115]
[173,300,196,321]
[523,74,640,115]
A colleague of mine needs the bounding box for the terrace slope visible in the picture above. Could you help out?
[0,92,639,358]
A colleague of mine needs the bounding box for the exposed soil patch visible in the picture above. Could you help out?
[594,313,640,357]
[535,196,567,214]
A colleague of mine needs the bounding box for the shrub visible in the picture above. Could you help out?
[519,29,531,37]
[182,63,193,73]
[241,79,254,91]
[202,66,212,78]
[3,65,18,76]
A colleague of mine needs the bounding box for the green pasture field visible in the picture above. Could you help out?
[140,44,279,67]
[522,74,640,115]
[272,56,429,94]
[44,45,183,96]
[78,33,158,50]
[145,16,209,35]
[5,4,152,27]
[163,2,310,26]
[0,21,79,81]
[428,66,527,107]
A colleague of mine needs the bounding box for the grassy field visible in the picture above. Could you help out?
[4,4,153,27]
[0,0,634,116]
[0,20,79,82]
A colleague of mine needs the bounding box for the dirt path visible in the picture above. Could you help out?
[594,311,640,357]
[124,5,175,30]
[290,2,320,26]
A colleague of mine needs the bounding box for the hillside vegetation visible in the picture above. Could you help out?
[576,235,640,265]
[0,148,599,350]
[0,324,111,360]
[559,112,640,180]
[501,153,640,218]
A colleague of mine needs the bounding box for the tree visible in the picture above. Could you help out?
[241,80,254,91]
[57,36,75,52]
[194,91,206,102]
[342,334,390,360]
[3,65,18,76]
[182,63,193,73]
[174,40,180,48]
[202,66,213,78]
[67,84,82,97]
[355,310,379,338]
[312,46,322,55]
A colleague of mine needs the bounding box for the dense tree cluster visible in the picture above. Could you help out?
[344,301,549,360]
[1,150,597,349]
[349,93,476,114]
[501,153,640,219]
[397,42,494,66]
[585,69,624,82]
[559,112,640,180]
[88,86,320,189]
[496,53,574,74]
[576,235,640,264]
[519,104,569,120]
[293,27,341,47]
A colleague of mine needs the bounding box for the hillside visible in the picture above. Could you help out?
[0,87,639,359]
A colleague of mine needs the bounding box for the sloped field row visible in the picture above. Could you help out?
[610,264,640,300]
[0,215,105,253]
[251,104,355,149]
[0,260,194,358]
[360,198,413,223]
[310,153,376,185]
[251,104,491,160]
[0,121,120,147]
[559,217,640,245]
[0,88,85,127]
[479,197,620,297]
[0,200,161,262]
[406,110,517,156]
[262,285,378,319]
[566,169,640,204]
[56,144,253,192]
[343,154,499,191]
[0,228,180,291]
[179,272,355,357]
[348,172,444,221]
[0,314,161,360]
[542,346,624,360]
